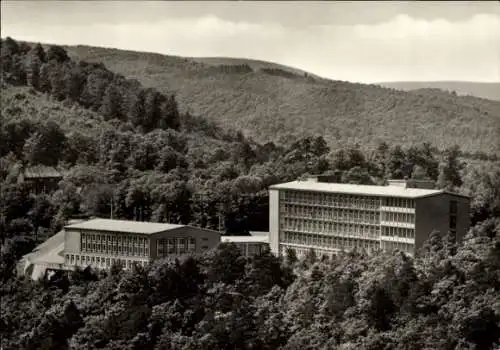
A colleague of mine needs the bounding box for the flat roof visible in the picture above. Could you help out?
[65,218,185,235]
[249,231,269,237]
[222,235,269,244]
[23,165,63,179]
[269,181,458,199]
[23,230,65,262]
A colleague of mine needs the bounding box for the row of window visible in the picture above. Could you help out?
[280,241,414,258]
[280,245,335,259]
[281,205,380,224]
[81,232,150,257]
[381,211,415,224]
[382,197,416,209]
[381,226,415,239]
[157,237,197,257]
[281,191,381,209]
[381,241,414,254]
[280,231,380,250]
[65,254,148,269]
[280,220,381,238]
[232,242,267,256]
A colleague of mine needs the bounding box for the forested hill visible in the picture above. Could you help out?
[378,81,500,102]
[60,44,500,155]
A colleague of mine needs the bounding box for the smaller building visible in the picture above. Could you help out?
[221,232,269,257]
[18,165,63,194]
[18,218,222,280]
[63,218,221,271]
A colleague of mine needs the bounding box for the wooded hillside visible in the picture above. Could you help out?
[63,45,500,155]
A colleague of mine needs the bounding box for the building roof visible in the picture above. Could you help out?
[249,231,269,237]
[23,230,65,260]
[18,230,66,280]
[23,165,63,179]
[64,218,187,235]
[269,180,467,199]
[222,235,269,244]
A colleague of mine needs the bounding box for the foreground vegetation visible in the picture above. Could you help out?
[1,222,500,349]
[1,37,500,349]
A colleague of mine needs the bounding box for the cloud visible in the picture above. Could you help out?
[1,7,499,83]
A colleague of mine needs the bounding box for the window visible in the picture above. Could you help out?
[168,239,175,254]
[157,239,166,257]
[450,216,457,230]
[450,200,458,214]
[177,238,186,254]
[188,238,196,252]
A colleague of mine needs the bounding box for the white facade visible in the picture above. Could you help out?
[269,178,469,258]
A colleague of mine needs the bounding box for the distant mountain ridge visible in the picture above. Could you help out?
[378,81,500,101]
[39,44,500,155]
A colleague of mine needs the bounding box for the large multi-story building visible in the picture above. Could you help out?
[269,177,470,258]
[62,219,221,270]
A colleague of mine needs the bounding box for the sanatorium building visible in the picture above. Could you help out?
[269,176,470,258]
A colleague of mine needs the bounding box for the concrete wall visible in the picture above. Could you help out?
[415,194,470,252]
[452,194,470,241]
[269,189,280,255]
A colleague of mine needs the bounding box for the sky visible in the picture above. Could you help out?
[1,1,499,83]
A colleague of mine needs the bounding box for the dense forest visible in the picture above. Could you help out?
[1,36,500,349]
[62,44,500,154]
[379,81,500,102]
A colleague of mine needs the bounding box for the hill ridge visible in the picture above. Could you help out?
[14,41,500,155]
[378,81,500,101]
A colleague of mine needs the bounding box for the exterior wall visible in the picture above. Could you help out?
[414,194,470,252]
[63,226,220,270]
[269,183,469,258]
[64,229,81,254]
[269,189,280,254]
[64,228,151,270]
[230,242,268,257]
[455,195,471,241]
[379,197,416,255]
[150,226,220,259]
[276,189,383,257]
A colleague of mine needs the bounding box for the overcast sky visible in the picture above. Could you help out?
[1,1,499,83]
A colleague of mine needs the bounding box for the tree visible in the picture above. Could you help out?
[207,243,247,285]
[39,62,52,92]
[366,285,395,331]
[303,248,317,267]
[25,49,42,89]
[159,94,181,130]
[437,145,463,190]
[28,195,55,241]
[100,83,123,120]
[32,43,47,63]
[341,166,374,185]
[46,45,70,63]
[48,64,66,100]
[24,121,67,166]
[411,164,428,180]
[80,71,110,109]
[286,247,298,266]
[64,65,86,101]
[386,145,406,179]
